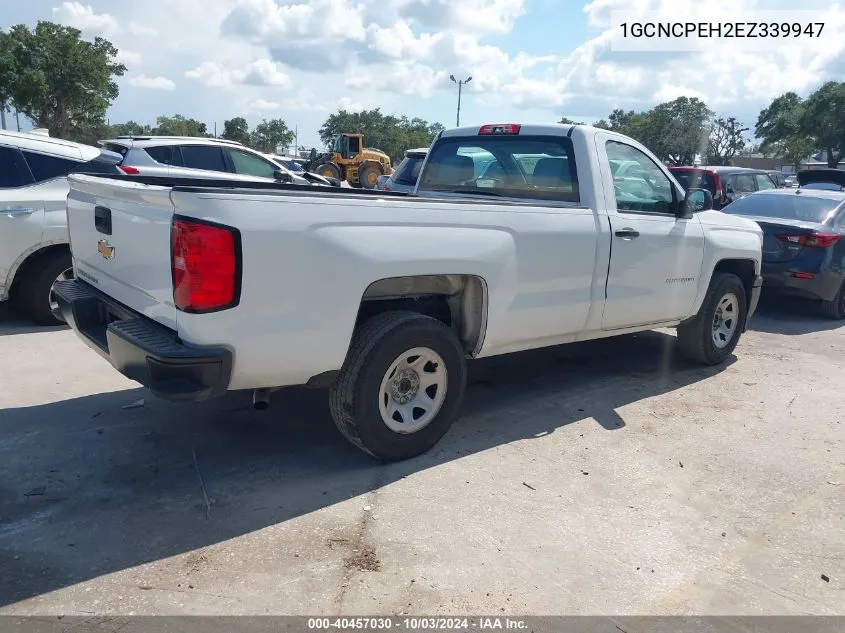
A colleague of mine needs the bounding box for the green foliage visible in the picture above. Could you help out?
[0,21,126,139]
[802,81,845,167]
[592,98,712,165]
[559,117,585,125]
[249,118,294,153]
[706,116,749,165]
[319,109,444,162]
[222,117,250,145]
[756,83,845,168]
[153,114,208,137]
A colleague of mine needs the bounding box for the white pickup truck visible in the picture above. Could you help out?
[55,123,763,461]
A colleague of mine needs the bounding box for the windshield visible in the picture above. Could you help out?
[722,193,842,223]
[418,135,579,202]
[392,155,425,186]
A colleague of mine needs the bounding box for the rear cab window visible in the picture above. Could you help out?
[417,130,579,202]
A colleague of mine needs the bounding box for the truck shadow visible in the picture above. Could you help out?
[747,294,844,335]
[0,330,732,607]
[0,305,69,336]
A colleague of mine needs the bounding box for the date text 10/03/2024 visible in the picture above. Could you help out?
[307,617,528,630]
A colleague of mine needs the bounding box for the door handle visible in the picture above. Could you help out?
[2,207,36,218]
[615,228,640,239]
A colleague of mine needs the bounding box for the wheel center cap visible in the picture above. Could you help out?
[391,369,420,404]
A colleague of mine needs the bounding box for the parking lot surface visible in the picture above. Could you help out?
[0,300,843,616]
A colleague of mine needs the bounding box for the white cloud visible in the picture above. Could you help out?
[247,98,281,110]
[128,74,176,90]
[127,21,157,36]
[186,59,292,89]
[114,49,142,67]
[52,1,119,35]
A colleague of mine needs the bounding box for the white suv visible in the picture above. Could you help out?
[99,136,329,186]
[0,130,123,325]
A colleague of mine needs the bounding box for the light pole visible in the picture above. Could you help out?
[450,74,472,127]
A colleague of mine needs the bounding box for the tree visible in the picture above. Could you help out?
[319,108,443,162]
[559,117,584,125]
[109,120,150,136]
[249,118,294,153]
[0,21,126,139]
[596,98,712,165]
[222,117,250,145]
[707,116,749,164]
[153,114,208,137]
[802,81,845,167]
[756,84,845,168]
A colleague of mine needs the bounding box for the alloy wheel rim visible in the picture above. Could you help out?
[49,267,74,318]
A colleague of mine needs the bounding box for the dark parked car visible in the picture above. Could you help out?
[797,168,845,191]
[721,180,845,319]
[669,166,777,210]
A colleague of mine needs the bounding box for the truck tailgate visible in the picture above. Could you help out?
[67,174,178,330]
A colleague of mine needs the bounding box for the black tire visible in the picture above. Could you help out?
[316,162,341,181]
[17,249,73,326]
[820,281,845,320]
[358,164,381,189]
[329,311,467,462]
[676,272,747,365]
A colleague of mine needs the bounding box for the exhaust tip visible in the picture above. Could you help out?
[252,389,271,411]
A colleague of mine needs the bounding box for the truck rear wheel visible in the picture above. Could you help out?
[329,311,467,461]
[676,272,747,365]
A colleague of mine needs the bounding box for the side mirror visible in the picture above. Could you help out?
[680,188,712,216]
[274,169,293,183]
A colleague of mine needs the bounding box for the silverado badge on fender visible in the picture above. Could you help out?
[97,239,115,260]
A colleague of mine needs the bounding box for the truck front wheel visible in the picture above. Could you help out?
[676,272,747,365]
[329,311,467,461]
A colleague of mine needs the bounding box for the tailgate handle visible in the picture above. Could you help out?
[94,206,112,235]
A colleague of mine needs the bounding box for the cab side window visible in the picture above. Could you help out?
[605,141,675,214]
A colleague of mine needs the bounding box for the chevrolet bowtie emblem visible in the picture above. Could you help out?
[97,239,115,259]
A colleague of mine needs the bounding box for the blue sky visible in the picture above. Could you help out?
[3,0,843,149]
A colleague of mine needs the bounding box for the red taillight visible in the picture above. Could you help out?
[118,165,140,175]
[711,172,723,198]
[777,232,841,248]
[479,123,521,135]
[171,218,240,313]
[793,272,815,279]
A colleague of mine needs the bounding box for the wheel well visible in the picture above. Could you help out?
[713,259,756,310]
[8,244,69,300]
[356,274,488,356]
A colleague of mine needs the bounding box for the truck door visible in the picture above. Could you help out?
[595,133,705,329]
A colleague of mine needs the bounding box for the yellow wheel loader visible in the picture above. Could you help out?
[304,133,392,189]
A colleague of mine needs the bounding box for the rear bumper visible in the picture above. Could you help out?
[760,266,843,302]
[53,279,232,402]
[745,275,763,329]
